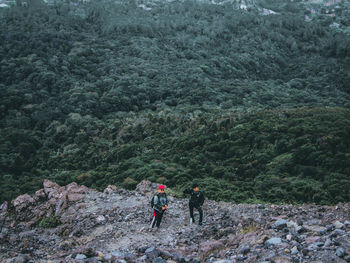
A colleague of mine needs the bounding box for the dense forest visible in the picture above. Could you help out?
[0,0,350,204]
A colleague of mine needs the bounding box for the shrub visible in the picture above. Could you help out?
[39,215,58,228]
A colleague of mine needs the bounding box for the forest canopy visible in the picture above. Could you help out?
[0,0,350,204]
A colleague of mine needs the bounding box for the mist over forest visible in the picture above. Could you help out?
[0,0,350,204]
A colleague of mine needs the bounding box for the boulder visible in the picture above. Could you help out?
[12,194,34,212]
[145,247,159,259]
[274,219,288,230]
[43,179,63,199]
[265,237,282,247]
[136,180,161,194]
[199,240,225,256]
[104,185,117,194]
[67,193,84,202]
[34,189,46,201]
[333,221,344,229]
[66,182,88,194]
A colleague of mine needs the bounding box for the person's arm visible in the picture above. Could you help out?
[163,197,168,210]
[199,191,205,206]
[183,188,192,194]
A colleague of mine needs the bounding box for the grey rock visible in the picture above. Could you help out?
[336,247,345,258]
[84,258,99,263]
[75,254,87,260]
[326,224,335,232]
[7,255,29,263]
[297,226,306,233]
[265,237,282,246]
[263,250,276,260]
[152,257,167,263]
[145,247,159,259]
[334,221,344,229]
[296,218,303,226]
[239,245,250,255]
[157,249,173,259]
[331,229,345,238]
[124,252,137,261]
[112,251,126,260]
[236,255,248,261]
[291,246,298,255]
[136,255,147,263]
[307,244,319,251]
[324,239,332,247]
[344,221,350,228]
[274,219,288,230]
[314,241,324,247]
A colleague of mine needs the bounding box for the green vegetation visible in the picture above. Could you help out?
[39,215,59,228]
[0,0,349,205]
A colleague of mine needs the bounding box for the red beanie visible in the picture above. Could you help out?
[158,185,165,190]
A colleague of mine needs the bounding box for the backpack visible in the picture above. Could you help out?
[151,194,158,208]
[151,193,167,208]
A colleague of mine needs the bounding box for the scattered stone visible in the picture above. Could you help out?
[330,229,345,238]
[75,254,87,260]
[2,180,350,263]
[152,258,167,263]
[265,237,282,246]
[104,185,117,194]
[291,246,298,255]
[336,247,345,258]
[145,247,159,259]
[274,219,288,230]
[12,194,34,212]
[96,215,106,224]
[270,256,292,263]
[324,239,332,247]
[333,221,344,229]
[239,245,250,255]
[344,221,350,228]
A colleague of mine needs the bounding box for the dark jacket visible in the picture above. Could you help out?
[152,193,168,212]
[183,189,205,207]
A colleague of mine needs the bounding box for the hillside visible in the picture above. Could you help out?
[0,0,350,204]
[0,180,350,262]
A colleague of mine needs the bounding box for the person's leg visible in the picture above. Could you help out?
[156,211,164,228]
[198,206,203,225]
[150,209,156,228]
[152,210,160,228]
[152,210,158,228]
[189,203,195,223]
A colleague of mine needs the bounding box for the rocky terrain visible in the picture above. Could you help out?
[0,180,350,263]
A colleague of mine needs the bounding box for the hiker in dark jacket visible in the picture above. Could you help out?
[183,183,205,225]
[150,185,168,229]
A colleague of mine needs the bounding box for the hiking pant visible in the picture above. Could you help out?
[152,209,164,228]
[189,203,203,224]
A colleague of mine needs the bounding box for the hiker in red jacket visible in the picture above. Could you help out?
[150,185,168,229]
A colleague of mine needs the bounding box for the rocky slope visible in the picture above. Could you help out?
[0,180,350,263]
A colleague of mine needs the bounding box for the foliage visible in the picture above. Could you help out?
[39,215,58,228]
[0,0,350,205]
